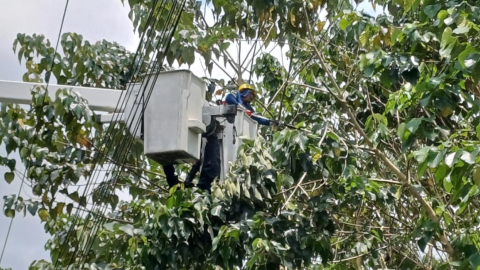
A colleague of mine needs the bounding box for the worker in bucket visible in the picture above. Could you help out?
[225,83,282,127]
[162,83,279,193]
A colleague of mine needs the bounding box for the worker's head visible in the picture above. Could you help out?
[239,84,256,103]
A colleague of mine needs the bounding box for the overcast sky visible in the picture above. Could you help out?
[0,1,378,269]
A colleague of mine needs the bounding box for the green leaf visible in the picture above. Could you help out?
[417,160,429,178]
[67,203,73,214]
[4,172,14,184]
[417,231,433,252]
[473,166,480,188]
[4,209,15,218]
[437,10,448,20]
[403,0,414,12]
[211,205,222,217]
[293,133,308,151]
[182,47,195,66]
[465,58,477,69]
[110,194,119,210]
[459,46,477,69]
[469,253,480,269]
[443,177,453,192]
[327,131,339,141]
[428,150,445,168]
[445,151,460,167]
[3,195,15,211]
[252,238,261,249]
[450,261,462,267]
[391,28,403,45]
[104,222,117,232]
[219,42,230,51]
[281,174,294,188]
[364,64,375,77]
[39,209,50,221]
[434,165,448,182]
[413,146,430,163]
[371,229,384,242]
[119,224,134,236]
[6,159,16,171]
[68,191,80,203]
[453,25,470,35]
[56,202,65,215]
[423,4,442,19]
[253,187,263,201]
[440,28,453,49]
[444,17,454,25]
[27,202,39,216]
[406,118,422,134]
[339,18,351,30]
[460,149,478,165]
[398,123,406,138]
[440,27,456,59]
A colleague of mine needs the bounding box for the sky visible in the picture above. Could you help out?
[0,0,379,269]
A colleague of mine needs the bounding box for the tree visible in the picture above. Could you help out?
[3,0,480,269]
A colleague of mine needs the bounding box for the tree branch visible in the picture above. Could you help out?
[368,178,403,185]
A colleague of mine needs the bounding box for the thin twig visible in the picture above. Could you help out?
[368,178,403,185]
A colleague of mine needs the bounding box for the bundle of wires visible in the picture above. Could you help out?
[53,0,186,268]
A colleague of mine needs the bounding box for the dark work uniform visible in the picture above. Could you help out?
[163,127,220,193]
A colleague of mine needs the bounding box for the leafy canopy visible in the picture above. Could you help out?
[3,0,480,269]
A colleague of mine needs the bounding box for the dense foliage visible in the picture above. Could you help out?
[3,0,480,269]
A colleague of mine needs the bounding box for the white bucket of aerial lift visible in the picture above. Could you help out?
[219,107,258,181]
[116,69,258,181]
[142,70,206,165]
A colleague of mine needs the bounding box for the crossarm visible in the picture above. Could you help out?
[0,80,123,113]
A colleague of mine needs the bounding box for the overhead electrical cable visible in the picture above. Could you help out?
[78,1,185,264]
[54,0,186,268]
[56,0,165,265]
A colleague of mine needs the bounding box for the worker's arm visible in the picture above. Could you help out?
[246,106,271,126]
[251,115,271,126]
[225,93,272,126]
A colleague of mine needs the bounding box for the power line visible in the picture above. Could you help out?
[76,2,186,262]
[54,1,163,264]
[54,0,186,267]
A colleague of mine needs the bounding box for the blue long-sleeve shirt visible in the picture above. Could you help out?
[225,92,270,126]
